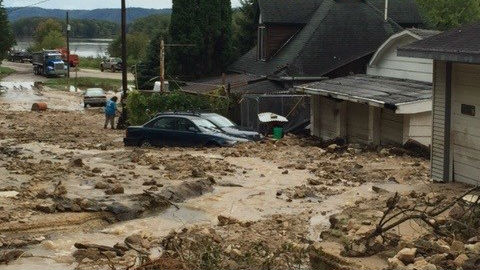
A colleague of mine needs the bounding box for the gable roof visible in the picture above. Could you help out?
[258,0,424,26]
[230,0,402,77]
[369,28,440,66]
[398,22,480,64]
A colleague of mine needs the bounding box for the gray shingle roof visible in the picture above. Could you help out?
[258,0,424,26]
[407,28,441,39]
[398,22,480,64]
[297,74,432,106]
[229,0,402,77]
[258,0,323,24]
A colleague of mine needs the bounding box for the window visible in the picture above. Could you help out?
[257,26,266,60]
[461,104,476,116]
[152,117,176,130]
[177,118,197,132]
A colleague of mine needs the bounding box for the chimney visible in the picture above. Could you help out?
[384,0,389,21]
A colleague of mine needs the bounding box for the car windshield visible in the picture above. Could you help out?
[46,54,62,61]
[191,118,221,132]
[86,89,105,96]
[205,114,235,128]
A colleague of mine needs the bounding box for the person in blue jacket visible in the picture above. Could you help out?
[104,96,118,129]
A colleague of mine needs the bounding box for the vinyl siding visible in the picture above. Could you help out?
[451,63,480,185]
[311,95,339,140]
[431,61,447,182]
[367,36,433,83]
[347,102,370,144]
[380,108,404,145]
[406,112,432,146]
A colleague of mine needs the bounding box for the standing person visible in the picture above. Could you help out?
[104,96,118,129]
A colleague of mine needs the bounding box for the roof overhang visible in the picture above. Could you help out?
[296,84,431,115]
[398,48,480,64]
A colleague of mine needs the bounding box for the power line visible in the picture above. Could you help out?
[8,0,52,13]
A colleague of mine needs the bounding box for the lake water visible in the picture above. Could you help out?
[14,38,112,58]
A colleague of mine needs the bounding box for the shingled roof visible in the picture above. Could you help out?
[230,0,403,77]
[258,0,423,26]
[398,22,480,64]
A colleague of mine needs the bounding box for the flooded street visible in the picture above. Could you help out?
[0,70,473,270]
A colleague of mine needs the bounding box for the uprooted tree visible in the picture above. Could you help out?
[346,186,480,257]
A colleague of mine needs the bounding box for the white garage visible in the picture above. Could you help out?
[399,22,480,185]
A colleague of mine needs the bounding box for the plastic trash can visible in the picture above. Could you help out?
[273,127,284,139]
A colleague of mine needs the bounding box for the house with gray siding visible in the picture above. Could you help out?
[297,29,439,147]
[399,22,480,185]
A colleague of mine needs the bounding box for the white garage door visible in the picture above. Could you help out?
[452,63,480,185]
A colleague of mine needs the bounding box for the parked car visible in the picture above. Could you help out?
[124,113,249,147]
[100,58,122,72]
[83,88,107,108]
[7,50,32,63]
[199,113,263,141]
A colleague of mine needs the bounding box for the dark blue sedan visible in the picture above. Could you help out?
[124,114,249,147]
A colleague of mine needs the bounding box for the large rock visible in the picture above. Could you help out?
[412,258,437,270]
[454,254,469,267]
[465,242,480,254]
[388,257,406,270]
[451,240,465,254]
[396,248,417,265]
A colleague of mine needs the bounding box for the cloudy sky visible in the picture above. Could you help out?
[4,0,241,9]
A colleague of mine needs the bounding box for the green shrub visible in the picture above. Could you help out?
[126,90,230,125]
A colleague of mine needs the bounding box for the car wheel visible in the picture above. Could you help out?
[84,103,87,108]
[140,140,152,148]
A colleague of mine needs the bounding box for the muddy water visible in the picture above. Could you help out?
[2,206,210,270]
[0,81,84,111]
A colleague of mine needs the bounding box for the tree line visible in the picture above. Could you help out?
[11,17,120,39]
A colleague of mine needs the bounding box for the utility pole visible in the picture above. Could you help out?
[117,0,128,129]
[66,11,71,80]
[160,39,165,92]
[158,42,195,92]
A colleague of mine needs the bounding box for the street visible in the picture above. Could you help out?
[1,68,470,269]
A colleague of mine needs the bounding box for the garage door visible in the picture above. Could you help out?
[451,63,480,185]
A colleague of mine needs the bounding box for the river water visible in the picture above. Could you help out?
[14,38,112,58]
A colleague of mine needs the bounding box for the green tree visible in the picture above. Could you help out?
[34,18,63,44]
[107,32,149,65]
[232,0,259,58]
[37,30,66,50]
[416,0,480,30]
[0,0,15,61]
[168,0,233,79]
[136,30,169,89]
[129,14,170,36]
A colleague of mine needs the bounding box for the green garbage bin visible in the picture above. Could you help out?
[273,127,284,139]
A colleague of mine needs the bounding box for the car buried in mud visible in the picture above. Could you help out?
[124,113,250,147]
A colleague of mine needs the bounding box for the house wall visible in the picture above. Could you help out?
[264,24,300,59]
[347,102,370,144]
[404,112,432,146]
[380,108,404,145]
[367,36,433,83]
[310,95,343,139]
[451,63,480,185]
[431,61,449,182]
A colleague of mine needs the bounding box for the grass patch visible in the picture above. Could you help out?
[78,57,103,70]
[44,77,129,92]
[0,66,15,79]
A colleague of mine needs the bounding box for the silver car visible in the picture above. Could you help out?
[83,88,107,108]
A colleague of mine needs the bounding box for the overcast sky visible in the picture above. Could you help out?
[4,0,242,9]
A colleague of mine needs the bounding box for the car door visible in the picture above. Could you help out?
[173,118,202,147]
[144,117,177,146]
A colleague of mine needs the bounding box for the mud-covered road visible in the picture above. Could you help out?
[0,74,473,270]
[1,61,134,81]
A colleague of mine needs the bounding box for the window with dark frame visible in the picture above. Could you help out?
[461,104,476,116]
